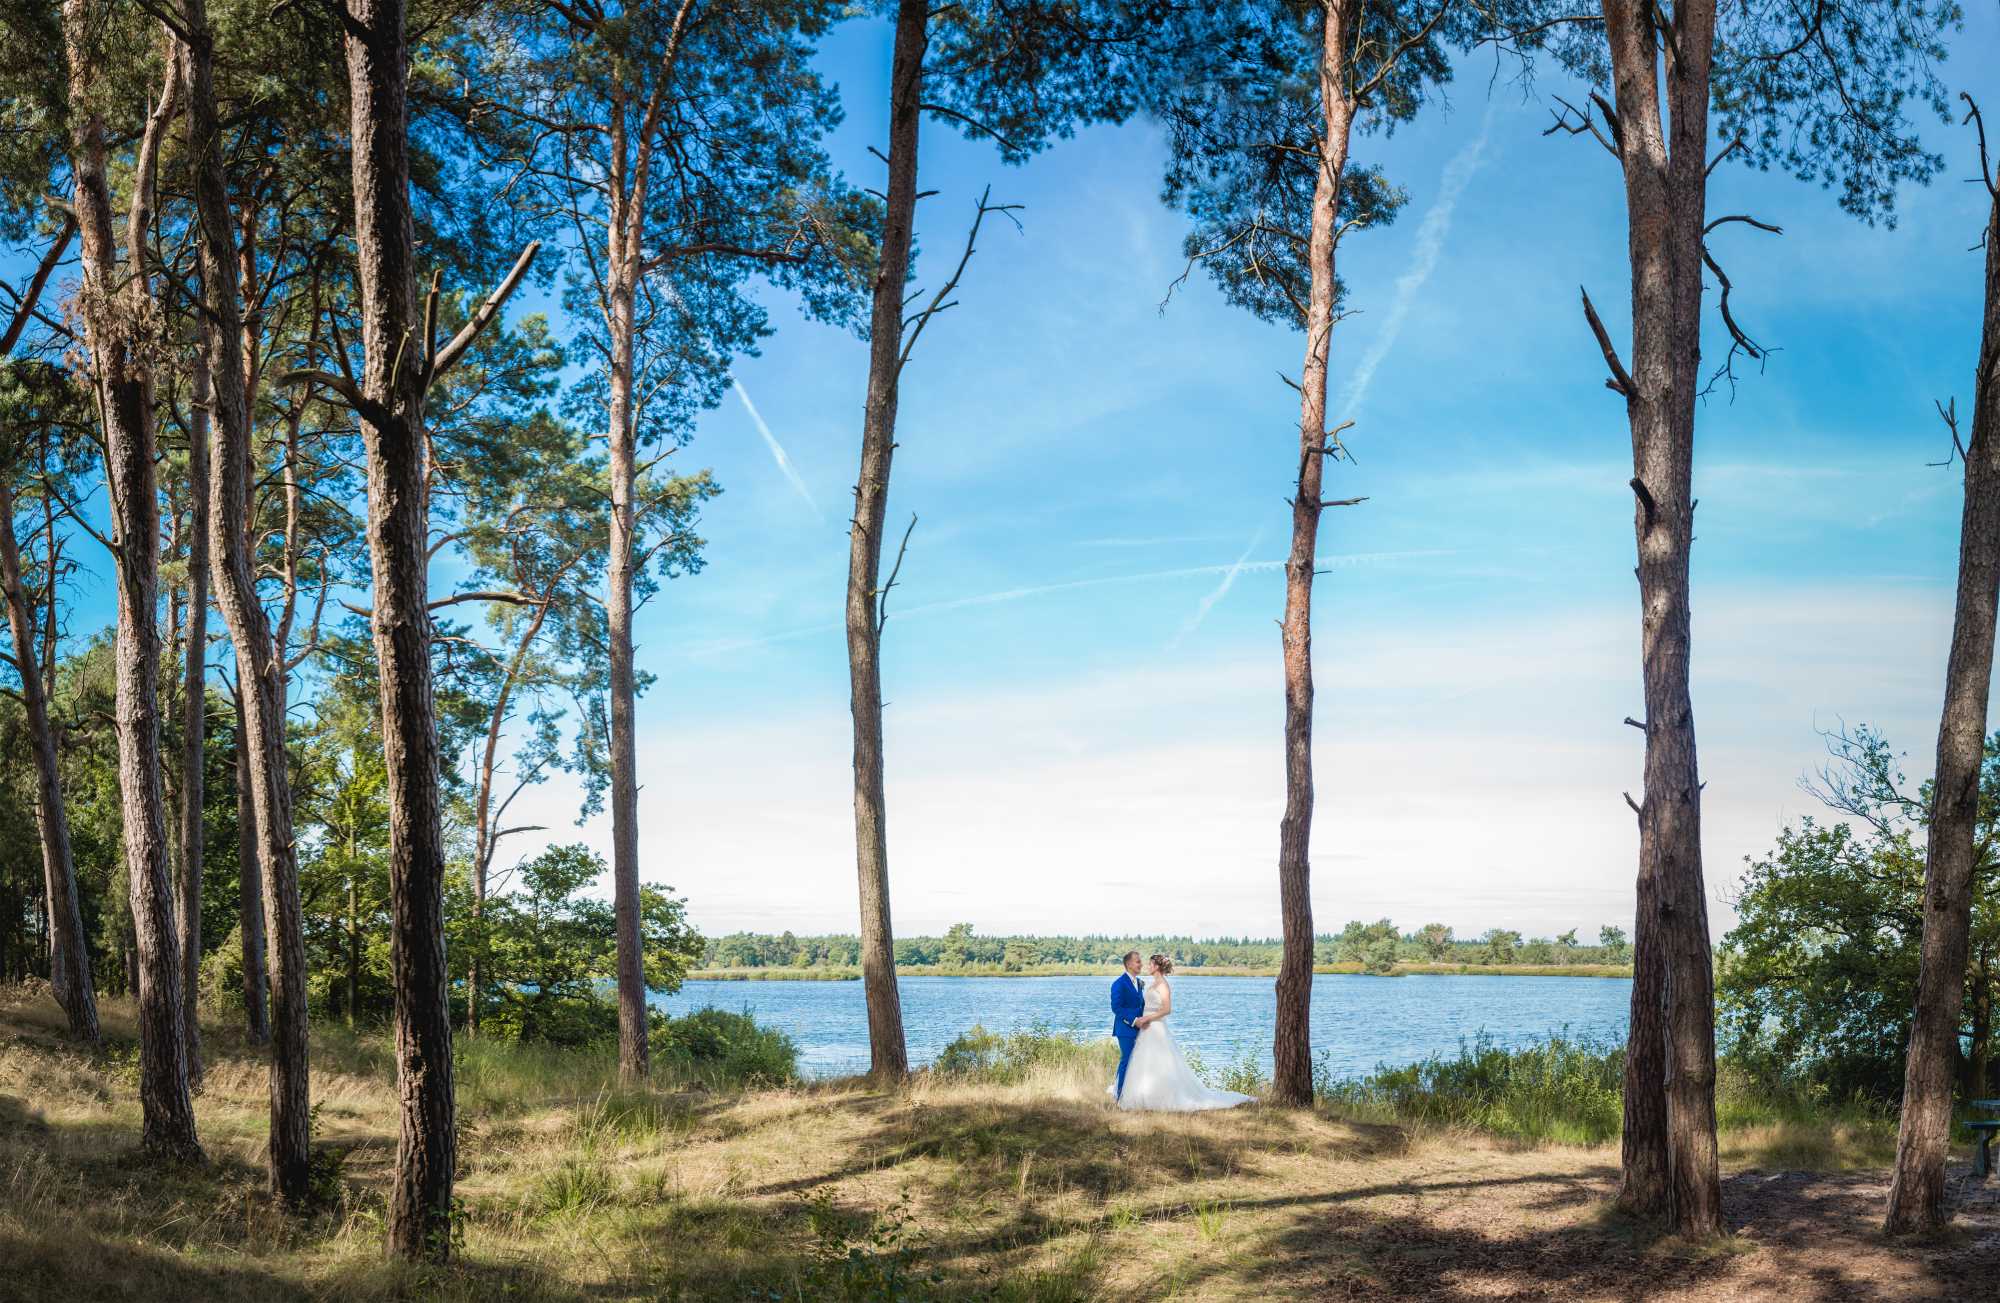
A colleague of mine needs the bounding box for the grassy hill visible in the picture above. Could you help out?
[0,985,1991,1301]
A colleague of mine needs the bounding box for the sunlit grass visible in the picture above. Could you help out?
[0,983,1972,1302]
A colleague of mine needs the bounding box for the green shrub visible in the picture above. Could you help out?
[651,1007,799,1085]
[930,1023,1112,1083]
[534,1157,617,1217]
[1320,1033,1624,1144]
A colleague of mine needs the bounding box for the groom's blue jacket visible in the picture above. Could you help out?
[1110,973,1144,1096]
[1110,973,1144,1038]
[1112,975,1144,1087]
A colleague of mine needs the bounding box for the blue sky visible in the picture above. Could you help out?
[16,11,2000,944]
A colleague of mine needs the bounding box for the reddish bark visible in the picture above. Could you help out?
[62,1,202,1161]
[1885,142,2000,1235]
[841,0,926,1083]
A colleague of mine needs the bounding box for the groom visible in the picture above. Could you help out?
[1110,950,1145,1099]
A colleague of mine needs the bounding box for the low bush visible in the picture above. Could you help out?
[1320,1033,1625,1144]
[931,1022,1113,1084]
[651,1006,799,1085]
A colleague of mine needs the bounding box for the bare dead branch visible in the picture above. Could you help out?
[919,102,1023,156]
[278,367,393,428]
[427,590,539,611]
[1704,213,1783,236]
[1963,94,1997,197]
[1542,96,1619,159]
[1629,476,1656,524]
[898,187,1021,372]
[0,219,75,354]
[1706,135,1746,178]
[1580,287,1635,398]
[1928,396,1968,467]
[1699,243,1771,397]
[429,240,541,381]
[876,512,916,634]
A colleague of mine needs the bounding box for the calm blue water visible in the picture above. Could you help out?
[650,974,1634,1080]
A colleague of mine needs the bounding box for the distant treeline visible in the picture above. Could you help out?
[701,920,1632,974]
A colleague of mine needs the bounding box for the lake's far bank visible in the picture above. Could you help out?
[689,961,1636,981]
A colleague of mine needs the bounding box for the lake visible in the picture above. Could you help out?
[650,973,1634,1080]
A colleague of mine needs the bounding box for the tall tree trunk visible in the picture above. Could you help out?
[568,0,692,1088]
[348,868,361,1027]
[842,0,926,1083]
[1599,0,1723,1236]
[178,344,210,1091]
[177,4,311,1203]
[1885,173,2000,1235]
[470,601,553,1038]
[605,250,646,1074]
[0,479,98,1043]
[62,4,202,1161]
[342,0,456,1257]
[1272,0,1354,1109]
[234,711,269,1044]
[0,230,97,1046]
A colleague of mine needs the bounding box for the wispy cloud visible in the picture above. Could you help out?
[685,549,1451,657]
[1335,102,1496,423]
[733,379,823,523]
[1168,530,1264,650]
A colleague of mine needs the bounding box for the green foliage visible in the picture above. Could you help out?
[708,922,1632,974]
[650,1007,799,1085]
[1417,923,1454,960]
[1478,929,1521,966]
[1720,725,1999,1102]
[931,1023,1113,1084]
[782,1189,940,1303]
[1520,0,1959,228]
[533,1158,617,1219]
[1320,1033,1626,1145]
[1184,1045,1269,1096]
[461,843,706,1046]
[1152,0,1533,332]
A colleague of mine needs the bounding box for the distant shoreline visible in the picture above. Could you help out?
[686,962,1635,982]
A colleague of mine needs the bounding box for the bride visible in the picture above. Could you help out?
[1115,955,1253,1112]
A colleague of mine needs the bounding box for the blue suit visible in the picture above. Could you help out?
[1110,973,1144,1097]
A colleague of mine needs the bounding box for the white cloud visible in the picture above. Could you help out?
[733,378,824,523]
[684,549,1451,657]
[500,580,1962,946]
[1168,530,1264,650]
[1335,101,1495,422]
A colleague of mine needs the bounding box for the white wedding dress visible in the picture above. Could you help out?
[1115,979,1253,1112]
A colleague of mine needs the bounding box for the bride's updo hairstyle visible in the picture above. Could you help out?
[1149,954,1174,975]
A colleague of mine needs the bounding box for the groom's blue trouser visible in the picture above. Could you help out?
[1113,1026,1138,1097]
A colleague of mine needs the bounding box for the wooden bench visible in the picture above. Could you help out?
[1972,1100,2000,1181]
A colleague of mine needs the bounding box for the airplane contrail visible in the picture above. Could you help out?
[733,378,824,523]
[686,548,1451,657]
[1168,530,1264,650]
[1336,101,1496,422]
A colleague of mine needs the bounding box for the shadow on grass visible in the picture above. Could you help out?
[1145,1165,1990,1303]
[747,1094,1408,1203]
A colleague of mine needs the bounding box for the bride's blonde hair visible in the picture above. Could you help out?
[1148,953,1174,975]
